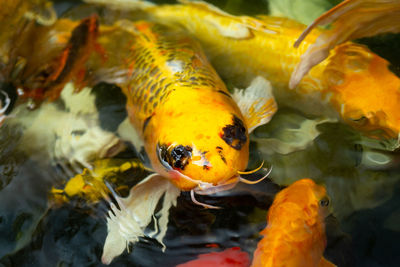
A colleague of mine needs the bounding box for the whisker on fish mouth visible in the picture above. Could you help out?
[190,189,221,209]
[239,166,272,185]
[237,160,264,175]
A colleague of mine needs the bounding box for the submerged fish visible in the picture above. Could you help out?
[292,0,400,88]
[87,20,276,264]
[86,0,400,147]
[98,20,276,196]
[252,178,335,267]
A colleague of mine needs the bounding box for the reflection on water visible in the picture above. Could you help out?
[0,0,399,267]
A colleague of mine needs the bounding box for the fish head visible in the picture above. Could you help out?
[153,110,250,192]
[325,43,400,139]
[273,178,331,220]
[268,179,331,243]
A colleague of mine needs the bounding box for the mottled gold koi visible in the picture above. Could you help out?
[99,21,275,195]
[87,0,400,144]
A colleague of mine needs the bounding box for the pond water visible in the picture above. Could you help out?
[0,1,399,266]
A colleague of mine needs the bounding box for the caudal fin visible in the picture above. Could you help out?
[290,0,400,89]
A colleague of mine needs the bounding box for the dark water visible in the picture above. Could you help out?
[1,1,400,266]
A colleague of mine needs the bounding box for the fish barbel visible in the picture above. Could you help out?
[85,0,400,144]
[252,178,335,267]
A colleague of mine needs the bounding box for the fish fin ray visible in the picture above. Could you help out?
[290,0,400,88]
[102,174,180,264]
[232,76,277,133]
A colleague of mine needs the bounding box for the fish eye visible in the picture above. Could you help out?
[319,197,330,207]
[350,115,368,125]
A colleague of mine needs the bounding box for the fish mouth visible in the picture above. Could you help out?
[194,175,240,195]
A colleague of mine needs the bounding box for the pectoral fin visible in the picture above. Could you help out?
[102,174,180,264]
[232,76,277,133]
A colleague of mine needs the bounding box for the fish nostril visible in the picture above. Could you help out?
[170,145,192,170]
[157,143,192,171]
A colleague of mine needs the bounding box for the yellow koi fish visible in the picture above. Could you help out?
[252,178,335,267]
[86,0,400,145]
[96,20,276,199]
[90,20,276,263]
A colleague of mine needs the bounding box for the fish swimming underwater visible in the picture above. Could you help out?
[96,20,276,197]
[86,20,276,264]
[252,178,335,267]
[292,0,400,88]
[85,0,400,147]
[175,179,335,267]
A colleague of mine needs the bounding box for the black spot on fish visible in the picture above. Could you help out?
[220,115,247,150]
[157,143,192,170]
[216,146,227,164]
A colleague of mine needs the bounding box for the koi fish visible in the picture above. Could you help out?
[97,20,276,197]
[292,0,400,88]
[92,20,275,264]
[252,178,335,267]
[177,247,250,267]
[86,0,400,146]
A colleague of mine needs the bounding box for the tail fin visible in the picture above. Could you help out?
[290,0,400,88]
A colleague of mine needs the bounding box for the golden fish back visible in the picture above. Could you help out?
[121,22,229,131]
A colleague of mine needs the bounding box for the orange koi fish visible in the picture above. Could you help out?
[97,21,276,201]
[86,0,400,145]
[292,0,400,88]
[252,178,335,267]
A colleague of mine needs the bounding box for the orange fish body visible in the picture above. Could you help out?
[252,179,335,267]
[99,21,275,193]
[98,0,400,141]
